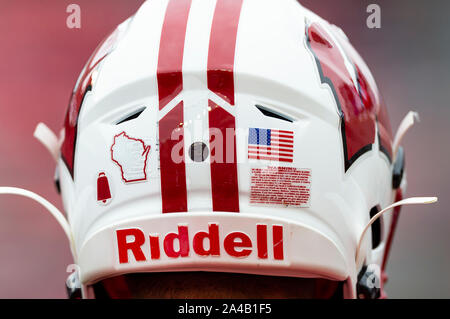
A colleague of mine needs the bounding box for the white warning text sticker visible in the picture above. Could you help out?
[250,167,311,207]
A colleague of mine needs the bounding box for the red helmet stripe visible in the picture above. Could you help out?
[207,0,243,106]
[207,0,243,213]
[157,0,192,110]
[208,101,240,212]
[157,0,191,213]
[159,102,188,213]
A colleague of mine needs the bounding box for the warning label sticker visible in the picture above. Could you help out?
[250,167,311,207]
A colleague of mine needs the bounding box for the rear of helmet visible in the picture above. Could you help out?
[20,0,436,299]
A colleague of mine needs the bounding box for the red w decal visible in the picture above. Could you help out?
[306,22,392,171]
[61,29,120,178]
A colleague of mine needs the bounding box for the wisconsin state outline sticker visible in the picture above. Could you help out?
[111,131,151,183]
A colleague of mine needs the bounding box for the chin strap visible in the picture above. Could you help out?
[0,187,77,262]
[355,196,437,268]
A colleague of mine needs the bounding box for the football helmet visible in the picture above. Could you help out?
[1,0,437,298]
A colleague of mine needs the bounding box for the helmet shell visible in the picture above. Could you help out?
[58,0,394,298]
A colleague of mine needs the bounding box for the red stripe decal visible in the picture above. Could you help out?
[207,0,243,106]
[209,101,240,212]
[157,0,191,213]
[157,0,192,110]
[207,0,243,213]
[159,102,188,213]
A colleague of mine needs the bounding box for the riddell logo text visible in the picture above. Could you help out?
[116,224,284,263]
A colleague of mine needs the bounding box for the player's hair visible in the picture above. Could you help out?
[93,272,343,299]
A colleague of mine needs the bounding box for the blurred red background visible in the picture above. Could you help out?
[0,0,449,298]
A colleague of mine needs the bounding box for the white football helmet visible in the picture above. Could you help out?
[1,0,436,299]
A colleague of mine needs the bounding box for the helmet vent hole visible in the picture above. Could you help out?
[369,206,382,249]
[116,107,146,125]
[255,105,293,123]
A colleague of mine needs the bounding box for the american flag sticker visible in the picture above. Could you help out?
[248,128,294,163]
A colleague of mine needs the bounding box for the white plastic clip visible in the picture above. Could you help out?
[393,111,420,161]
[33,123,60,162]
